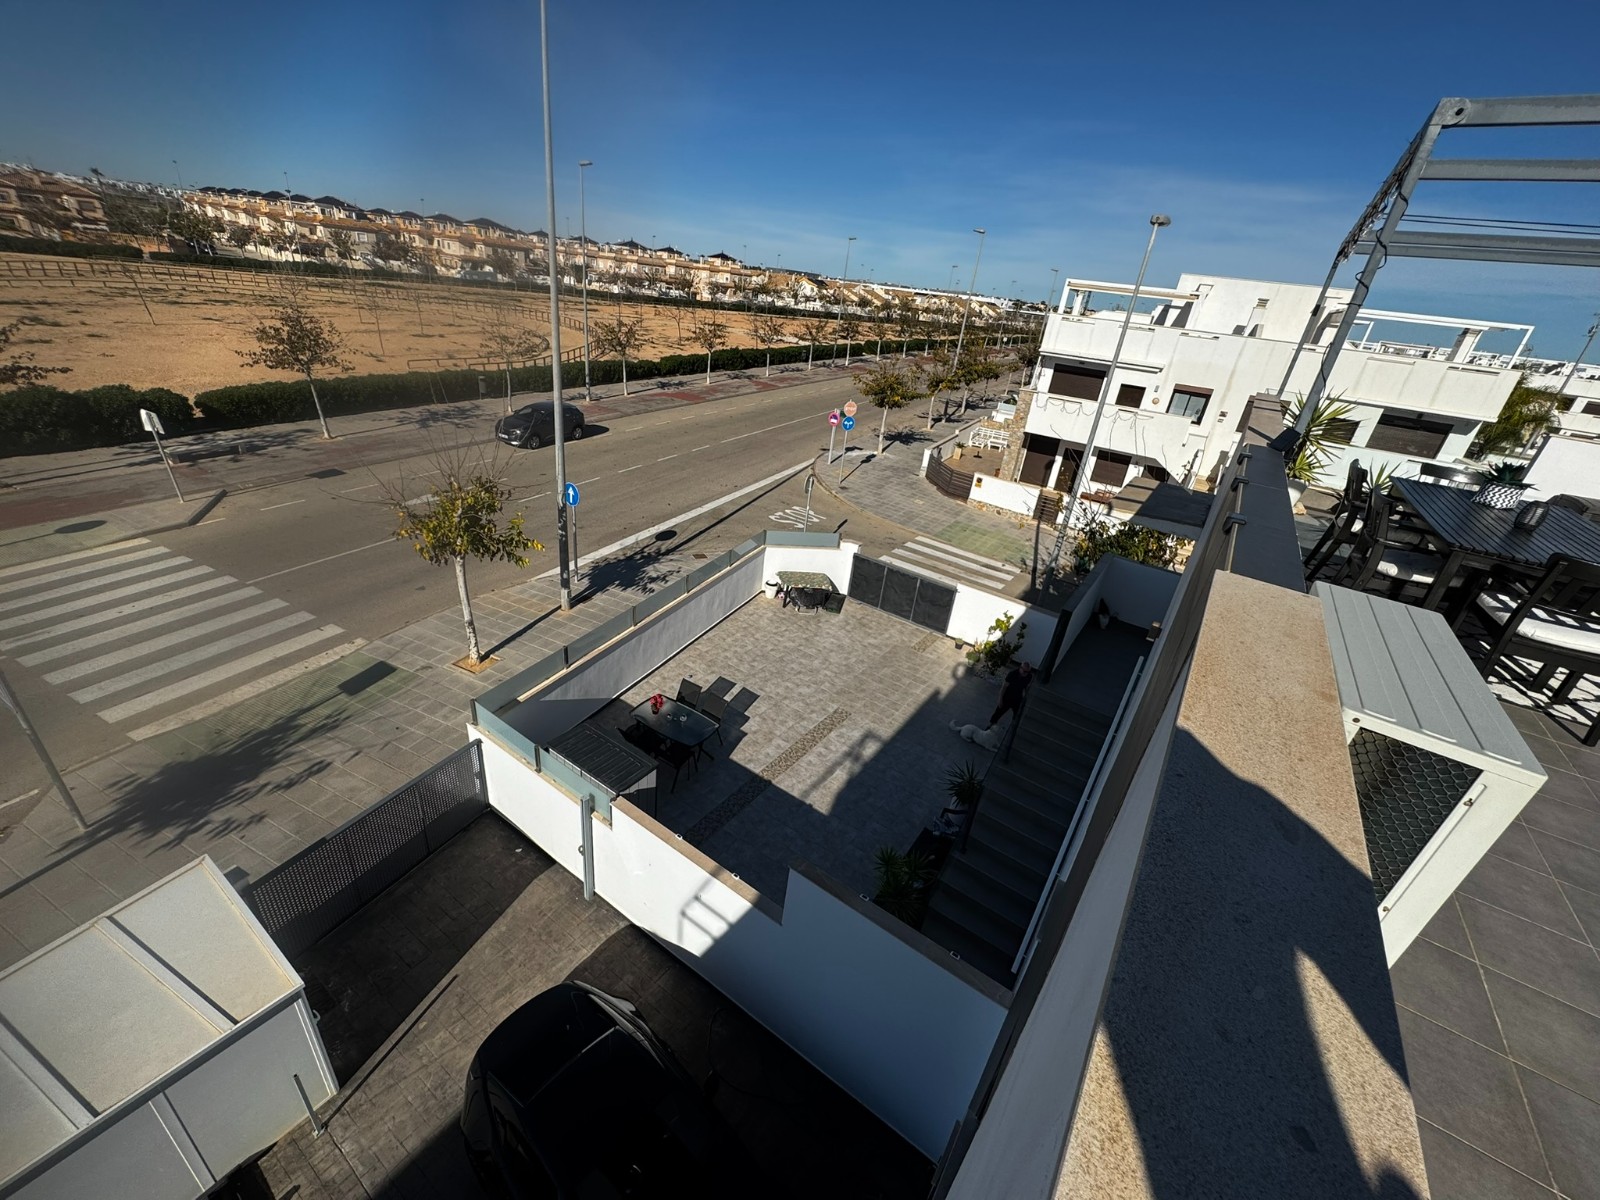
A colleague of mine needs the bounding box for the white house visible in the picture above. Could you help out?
[1010,272,1530,494]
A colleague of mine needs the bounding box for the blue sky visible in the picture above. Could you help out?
[3,0,1599,353]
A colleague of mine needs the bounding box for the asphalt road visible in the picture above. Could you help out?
[0,372,916,811]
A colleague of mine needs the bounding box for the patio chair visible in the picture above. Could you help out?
[1465,554,1600,746]
[622,722,666,757]
[676,679,703,709]
[698,692,729,745]
[1304,461,1369,582]
[655,741,697,792]
[1334,491,1445,601]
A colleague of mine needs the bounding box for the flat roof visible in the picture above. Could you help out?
[0,858,299,1185]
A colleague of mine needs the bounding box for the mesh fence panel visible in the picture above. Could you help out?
[247,742,487,957]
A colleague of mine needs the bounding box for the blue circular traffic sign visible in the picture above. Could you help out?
[841,415,855,431]
[563,482,580,506]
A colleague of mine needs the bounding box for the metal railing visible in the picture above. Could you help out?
[246,741,487,958]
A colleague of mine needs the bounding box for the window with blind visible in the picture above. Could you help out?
[1049,363,1105,400]
[1090,450,1133,486]
[1169,386,1211,423]
[1365,413,1452,458]
[1115,384,1145,408]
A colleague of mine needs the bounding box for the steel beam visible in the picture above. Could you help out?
[1451,95,1600,128]
[1354,231,1600,268]
[1420,157,1600,183]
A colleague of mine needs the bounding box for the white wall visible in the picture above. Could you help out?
[1100,556,1182,631]
[762,541,860,591]
[947,588,1059,664]
[476,732,1008,1158]
[1525,435,1600,499]
[967,473,1038,516]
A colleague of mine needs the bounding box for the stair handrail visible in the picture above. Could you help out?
[1008,655,1145,977]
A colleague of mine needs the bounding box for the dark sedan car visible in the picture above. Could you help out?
[460,982,768,1198]
[495,401,584,449]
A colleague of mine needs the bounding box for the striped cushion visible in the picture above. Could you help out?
[1476,588,1600,654]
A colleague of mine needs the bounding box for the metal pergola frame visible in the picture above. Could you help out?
[1279,94,1600,436]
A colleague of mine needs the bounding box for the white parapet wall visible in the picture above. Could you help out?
[1525,434,1600,500]
[966,472,1040,517]
[475,729,1009,1158]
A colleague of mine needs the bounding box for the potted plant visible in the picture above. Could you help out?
[1472,461,1530,509]
[1283,394,1358,511]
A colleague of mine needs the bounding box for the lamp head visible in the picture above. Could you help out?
[974,227,986,236]
[579,159,593,167]
[1150,214,1172,228]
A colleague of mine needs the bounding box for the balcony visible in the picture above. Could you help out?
[1022,388,1201,474]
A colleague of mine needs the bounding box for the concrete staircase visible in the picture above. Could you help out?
[921,686,1113,984]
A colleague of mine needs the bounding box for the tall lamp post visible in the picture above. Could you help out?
[538,0,572,610]
[578,159,593,402]
[951,228,987,416]
[838,235,856,366]
[1556,312,1600,404]
[1055,214,1171,565]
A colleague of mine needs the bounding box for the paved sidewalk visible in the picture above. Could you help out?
[0,535,719,967]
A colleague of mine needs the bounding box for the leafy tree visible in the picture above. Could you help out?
[676,272,699,303]
[373,232,415,266]
[856,361,925,454]
[592,316,646,395]
[166,209,223,248]
[237,302,351,438]
[749,310,789,377]
[638,264,666,294]
[1073,515,1185,575]
[487,248,518,277]
[0,319,71,389]
[479,308,550,412]
[388,453,540,666]
[1469,373,1563,458]
[922,351,961,427]
[804,311,833,370]
[100,189,166,236]
[327,229,355,261]
[226,224,255,250]
[836,305,864,366]
[688,314,729,384]
[893,297,922,358]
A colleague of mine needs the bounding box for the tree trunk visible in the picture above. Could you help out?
[878,405,889,455]
[454,555,481,664]
[807,343,814,369]
[621,355,629,396]
[705,350,712,385]
[765,350,771,377]
[306,374,332,439]
[504,366,512,414]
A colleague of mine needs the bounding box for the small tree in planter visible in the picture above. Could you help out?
[1283,393,1358,498]
[966,611,1027,675]
[872,846,936,926]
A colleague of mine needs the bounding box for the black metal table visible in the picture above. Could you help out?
[631,697,718,748]
[1391,478,1600,609]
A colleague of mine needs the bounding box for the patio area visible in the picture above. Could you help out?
[587,595,1005,903]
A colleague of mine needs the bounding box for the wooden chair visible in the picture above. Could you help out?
[1304,461,1369,582]
[1334,491,1445,601]
[1464,555,1600,745]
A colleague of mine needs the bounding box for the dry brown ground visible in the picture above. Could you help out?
[0,254,813,396]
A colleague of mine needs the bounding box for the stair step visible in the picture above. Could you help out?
[918,909,1017,983]
[961,840,1048,908]
[923,885,1024,967]
[1012,720,1103,764]
[1028,688,1116,729]
[932,858,1033,939]
[990,758,1088,811]
[984,780,1073,837]
[967,814,1057,877]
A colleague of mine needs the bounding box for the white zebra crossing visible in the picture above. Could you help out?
[0,539,357,728]
[880,536,1020,591]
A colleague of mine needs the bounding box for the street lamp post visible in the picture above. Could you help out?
[839,236,856,367]
[1556,313,1600,403]
[1054,215,1171,572]
[578,159,593,403]
[538,0,572,610]
[951,228,987,415]
[1047,266,1060,309]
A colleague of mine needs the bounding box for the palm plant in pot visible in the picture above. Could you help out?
[1472,460,1530,509]
[1283,394,1357,509]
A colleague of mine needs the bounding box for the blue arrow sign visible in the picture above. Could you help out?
[563,482,580,507]
[840,415,855,431]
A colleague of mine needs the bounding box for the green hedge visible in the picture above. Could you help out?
[0,236,144,260]
[0,384,193,453]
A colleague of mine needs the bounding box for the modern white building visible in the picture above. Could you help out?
[1006,272,1530,495]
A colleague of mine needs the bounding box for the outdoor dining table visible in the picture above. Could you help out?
[776,570,836,593]
[630,696,719,749]
[1391,478,1600,610]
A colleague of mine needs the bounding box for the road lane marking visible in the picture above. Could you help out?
[97,625,346,723]
[693,445,712,451]
[14,587,263,664]
[0,538,150,581]
[245,538,392,584]
[617,465,640,473]
[124,638,368,742]
[70,612,316,702]
[0,567,213,632]
[44,599,289,683]
[657,454,677,462]
[0,556,192,614]
[0,546,168,596]
[339,482,382,492]
[260,498,307,511]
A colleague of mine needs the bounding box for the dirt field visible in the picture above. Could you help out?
[0,254,812,396]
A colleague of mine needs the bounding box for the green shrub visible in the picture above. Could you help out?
[0,384,193,454]
[0,236,143,260]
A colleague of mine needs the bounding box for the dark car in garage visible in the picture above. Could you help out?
[460,982,768,1197]
[495,401,585,449]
